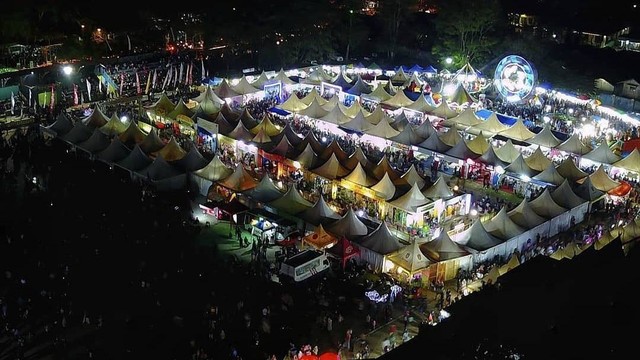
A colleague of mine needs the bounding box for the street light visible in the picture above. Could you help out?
[62,65,73,76]
[445,57,453,65]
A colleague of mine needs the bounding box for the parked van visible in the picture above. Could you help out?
[279,250,330,282]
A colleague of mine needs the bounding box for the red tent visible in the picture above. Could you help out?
[327,237,360,269]
[318,352,340,360]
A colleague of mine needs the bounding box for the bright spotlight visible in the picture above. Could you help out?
[62,65,73,76]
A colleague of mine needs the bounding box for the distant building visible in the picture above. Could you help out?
[614,79,640,100]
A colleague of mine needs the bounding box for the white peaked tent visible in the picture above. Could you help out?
[494,139,521,163]
[556,133,591,155]
[342,111,373,131]
[439,126,463,147]
[78,128,111,154]
[371,155,401,181]
[391,67,410,83]
[138,154,182,181]
[357,221,403,272]
[478,146,508,167]
[371,173,397,200]
[62,122,93,144]
[532,163,566,186]
[243,174,284,203]
[529,189,567,218]
[364,84,392,102]
[278,93,308,113]
[139,128,166,154]
[301,194,341,226]
[507,199,546,229]
[343,147,371,170]
[173,145,208,172]
[470,112,509,136]
[156,137,187,162]
[529,125,561,148]
[117,144,153,172]
[430,100,458,119]
[575,176,605,202]
[390,183,430,213]
[251,71,270,89]
[97,137,131,163]
[300,87,328,106]
[387,240,430,275]
[420,230,469,262]
[298,98,329,119]
[466,133,490,155]
[268,184,313,214]
[499,119,535,142]
[295,143,319,169]
[343,162,377,187]
[555,157,588,181]
[366,116,400,138]
[484,207,525,240]
[612,148,640,174]
[340,101,369,118]
[226,120,254,142]
[418,132,452,153]
[45,113,74,137]
[217,163,258,192]
[193,85,226,105]
[327,208,369,239]
[524,147,552,172]
[582,142,621,164]
[273,68,296,85]
[414,118,437,139]
[389,124,423,145]
[444,107,481,128]
[395,165,426,189]
[406,93,436,113]
[312,153,350,180]
[303,66,333,85]
[321,103,351,125]
[422,176,454,200]
[382,90,414,108]
[231,76,260,95]
[505,154,538,177]
[587,165,620,192]
[551,179,587,209]
[454,219,503,251]
[167,99,195,120]
[100,113,128,136]
[445,138,481,160]
[194,155,233,182]
[364,106,387,125]
[214,79,241,99]
[81,106,109,128]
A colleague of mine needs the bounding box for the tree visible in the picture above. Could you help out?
[377,0,415,61]
[433,0,505,67]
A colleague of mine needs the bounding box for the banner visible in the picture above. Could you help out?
[201,58,205,80]
[179,63,184,85]
[86,79,92,101]
[145,71,151,95]
[135,72,141,95]
[10,91,14,115]
[152,69,157,91]
[73,84,78,105]
[50,84,55,111]
[119,73,124,96]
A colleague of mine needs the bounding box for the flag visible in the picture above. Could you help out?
[178,63,184,85]
[86,79,92,101]
[50,84,55,111]
[10,92,15,115]
[28,88,32,107]
[152,69,157,91]
[145,71,151,95]
[119,73,124,96]
[163,67,171,90]
[201,58,205,80]
[135,72,141,95]
[73,84,78,105]
[98,76,103,93]
[173,66,178,87]
[127,34,132,51]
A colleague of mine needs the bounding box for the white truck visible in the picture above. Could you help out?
[279,250,330,282]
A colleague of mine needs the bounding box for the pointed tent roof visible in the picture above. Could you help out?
[156,137,187,161]
[407,93,437,113]
[390,124,423,145]
[100,113,128,136]
[231,76,260,95]
[321,104,351,125]
[173,145,208,171]
[366,116,400,139]
[499,254,521,275]
[194,97,223,118]
[342,110,373,132]
[78,128,111,153]
[445,138,480,160]
[583,142,621,164]
[364,106,386,125]
[371,155,402,181]
[278,94,308,113]
[439,126,463,147]
[430,100,458,119]
[218,163,258,192]
[346,76,372,95]
[384,81,397,95]
[46,112,74,136]
[273,68,296,85]
[311,153,350,180]
[504,154,538,177]
[251,129,272,146]
[403,72,424,87]
[250,115,281,136]
[507,199,546,229]
[478,146,507,167]
[455,220,503,251]
[237,108,259,129]
[117,144,153,171]
[422,176,454,199]
[269,184,313,215]
[575,176,605,201]
[214,79,241,98]
[484,207,525,240]
[551,179,587,209]
[448,83,477,105]
[118,121,146,146]
[339,101,369,118]
[303,224,338,250]
[194,154,233,181]
[243,174,284,203]
[420,231,469,262]
[97,137,130,163]
[529,125,561,148]
[556,133,592,155]
[612,148,640,173]
[301,194,341,225]
[524,147,552,172]
[139,155,182,180]
[499,119,536,142]
[418,132,452,153]
[147,93,176,114]
[297,130,324,155]
[330,71,353,89]
[390,183,430,213]
[327,208,369,239]
[344,162,377,187]
[226,120,254,142]
[388,240,430,273]
[81,106,109,128]
[299,98,329,119]
[391,67,410,83]
[322,94,340,110]
[391,111,409,131]
[343,147,371,171]
[220,102,239,122]
[359,221,403,255]
[283,123,303,146]
[192,85,225,105]
[382,90,414,108]
[371,173,397,200]
[466,133,490,155]
[532,163,565,186]
[300,87,327,106]
[495,140,521,163]
[303,67,333,85]
[139,128,166,154]
[444,107,481,128]
[268,135,295,158]
[62,122,93,144]
[470,112,509,136]
[319,139,350,162]
[415,119,437,139]
[295,143,319,169]
[587,165,620,192]
[555,157,588,181]
[365,84,392,102]
[395,165,426,189]
[167,99,195,120]
[529,189,567,218]
[251,71,270,89]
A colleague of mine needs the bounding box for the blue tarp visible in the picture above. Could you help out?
[269,107,290,116]
[424,65,438,73]
[475,109,525,126]
[403,89,421,101]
